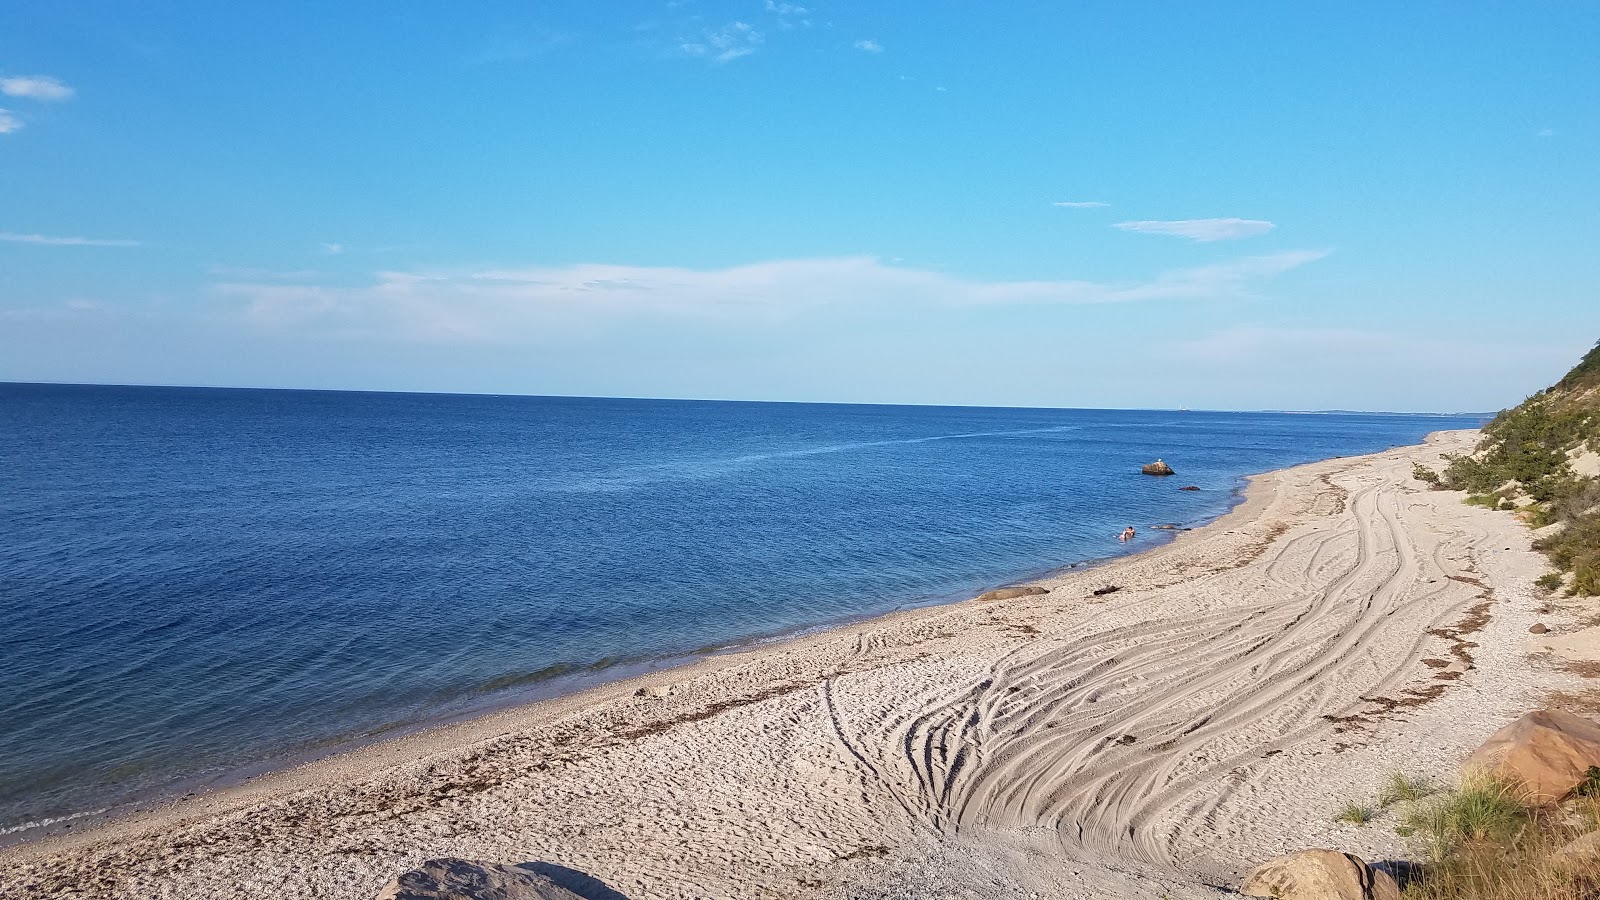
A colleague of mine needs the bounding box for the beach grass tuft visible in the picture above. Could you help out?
[1380,771,1435,806]
[1396,772,1600,899]
[1335,799,1376,825]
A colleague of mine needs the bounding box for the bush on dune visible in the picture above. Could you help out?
[1441,339,1600,596]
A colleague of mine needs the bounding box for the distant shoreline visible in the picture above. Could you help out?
[0,380,1491,417]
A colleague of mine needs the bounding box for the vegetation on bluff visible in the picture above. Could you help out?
[1417,340,1600,595]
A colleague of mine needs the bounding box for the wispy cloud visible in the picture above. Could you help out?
[466,27,573,64]
[320,242,345,255]
[1113,218,1275,242]
[207,265,324,281]
[0,109,20,134]
[1053,201,1109,209]
[0,231,141,247]
[218,251,1327,344]
[1537,128,1557,138]
[681,21,763,62]
[854,39,884,53]
[0,75,74,101]
[1172,324,1570,375]
[764,1,809,14]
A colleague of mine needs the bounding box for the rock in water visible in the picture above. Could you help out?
[1179,485,1201,491]
[1463,708,1600,804]
[1141,459,1175,476]
[1240,850,1399,900]
[375,859,589,900]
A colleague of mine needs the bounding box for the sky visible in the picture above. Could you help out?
[1,2,1597,412]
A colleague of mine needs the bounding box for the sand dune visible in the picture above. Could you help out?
[3,430,1576,899]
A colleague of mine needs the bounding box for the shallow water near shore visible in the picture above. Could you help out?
[0,383,1480,834]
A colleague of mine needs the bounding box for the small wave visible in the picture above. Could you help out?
[0,806,109,836]
[536,424,1084,493]
[473,663,581,694]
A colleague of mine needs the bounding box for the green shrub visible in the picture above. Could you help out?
[1450,340,1600,597]
[1536,572,1564,591]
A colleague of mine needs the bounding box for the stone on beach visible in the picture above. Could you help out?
[1239,850,1400,900]
[375,858,604,900]
[1462,708,1600,804]
[1527,624,1600,664]
[1141,458,1175,476]
[1551,829,1600,866]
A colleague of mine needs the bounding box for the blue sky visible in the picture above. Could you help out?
[1,2,1596,411]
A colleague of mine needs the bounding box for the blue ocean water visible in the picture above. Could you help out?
[0,384,1482,835]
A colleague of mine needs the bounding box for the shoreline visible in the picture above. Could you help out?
[0,463,1255,851]
[8,427,1575,900]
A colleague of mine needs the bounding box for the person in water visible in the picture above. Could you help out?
[1120,526,1136,542]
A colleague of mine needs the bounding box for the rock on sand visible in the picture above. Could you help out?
[374,858,621,900]
[1463,708,1600,804]
[1239,849,1399,900]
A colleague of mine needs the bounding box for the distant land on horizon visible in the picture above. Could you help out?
[1,380,1495,419]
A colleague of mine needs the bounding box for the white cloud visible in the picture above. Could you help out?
[1173,323,1569,379]
[1053,201,1108,209]
[1166,325,1583,411]
[764,1,809,14]
[217,251,1327,344]
[0,231,141,247]
[0,75,74,101]
[0,109,20,134]
[1537,128,1557,138]
[1113,218,1275,242]
[854,39,884,53]
[321,242,345,255]
[681,21,763,62]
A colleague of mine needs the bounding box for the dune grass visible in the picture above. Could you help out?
[1381,772,1435,807]
[1336,799,1376,825]
[1395,772,1600,899]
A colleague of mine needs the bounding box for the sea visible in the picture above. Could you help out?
[0,383,1484,837]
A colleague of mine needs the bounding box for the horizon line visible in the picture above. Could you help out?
[0,379,1494,419]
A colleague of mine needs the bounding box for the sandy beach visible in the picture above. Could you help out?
[3,428,1584,900]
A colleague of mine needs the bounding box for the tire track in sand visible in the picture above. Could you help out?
[827,452,1493,872]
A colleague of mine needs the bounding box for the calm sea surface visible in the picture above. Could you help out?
[0,384,1482,834]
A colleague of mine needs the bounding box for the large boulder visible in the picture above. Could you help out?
[1141,459,1175,476]
[375,859,590,900]
[1240,850,1399,900]
[1463,709,1600,804]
